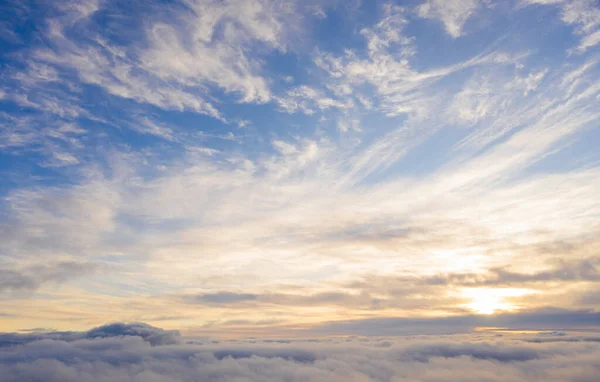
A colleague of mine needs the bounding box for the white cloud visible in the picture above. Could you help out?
[1,0,600,335]
[25,0,304,119]
[46,151,81,167]
[524,0,600,53]
[2,42,600,322]
[416,0,484,38]
[131,118,176,141]
[1,177,120,260]
[578,28,600,52]
[277,85,351,114]
[446,67,548,151]
[337,119,361,133]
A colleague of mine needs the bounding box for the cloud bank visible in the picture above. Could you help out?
[1,323,600,381]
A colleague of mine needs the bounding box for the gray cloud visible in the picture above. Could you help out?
[1,323,600,381]
[424,258,600,286]
[311,308,600,336]
[183,258,600,314]
[85,322,181,346]
[0,261,102,294]
[189,291,384,311]
[330,256,600,311]
[401,342,540,362]
[0,322,180,348]
[196,292,259,304]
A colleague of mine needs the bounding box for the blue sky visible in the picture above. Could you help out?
[1,0,600,338]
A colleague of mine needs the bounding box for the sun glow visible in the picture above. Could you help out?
[462,288,531,315]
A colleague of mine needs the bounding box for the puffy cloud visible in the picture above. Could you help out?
[0,322,180,348]
[85,323,181,346]
[1,324,600,381]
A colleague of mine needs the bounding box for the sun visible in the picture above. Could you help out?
[462,288,530,315]
[468,294,504,315]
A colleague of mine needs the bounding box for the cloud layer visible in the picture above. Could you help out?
[1,323,600,382]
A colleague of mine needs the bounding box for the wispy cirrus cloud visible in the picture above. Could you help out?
[523,0,600,52]
[416,0,487,38]
[0,0,599,340]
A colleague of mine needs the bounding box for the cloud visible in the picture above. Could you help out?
[85,323,181,346]
[416,0,484,38]
[6,0,308,124]
[140,0,288,105]
[1,0,600,336]
[0,262,101,295]
[197,292,259,304]
[0,322,180,348]
[189,291,380,310]
[402,342,540,362]
[1,179,120,259]
[1,323,600,381]
[313,309,600,336]
[446,68,548,132]
[524,0,600,52]
[422,257,600,286]
[130,118,176,141]
[277,85,351,115]
[1,140,599,328]
[576,287,600,306]
[0,56,92,165]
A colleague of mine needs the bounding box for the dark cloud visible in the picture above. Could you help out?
[402,342,540,362]
[214,319,285,327]
[190,291,392,310]
[189,290,381,311]
[1,323,600,381]
[488,308,600,328]
[311,308,600,336]
[0,261,101,294]
[425,258,600,286]
[197,292,259,304]
[0,322,180,348]
[212,348,316,363]
[316,258,600,312]
[576,287,600,305]
[0,269,38,292]
[85,323,181,346]
[378,258,600,290]
[524,336,600,343]
[185,257,600,315]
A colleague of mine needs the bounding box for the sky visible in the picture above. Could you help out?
[1,0,600,347]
